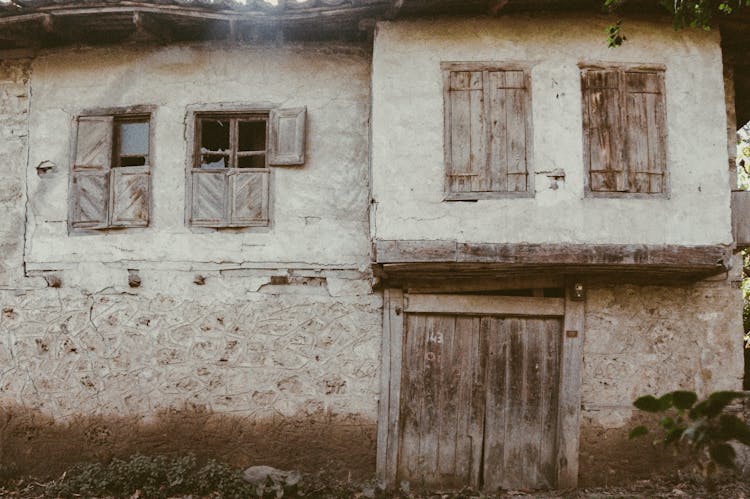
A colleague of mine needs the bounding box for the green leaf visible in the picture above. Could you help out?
[671,391,697,410]
[634,395,662,413]
[689,400,709,420]
[660,416,675,430]
[709,443,737,468]
[664,427,684,445]
[657,393,674,411]
[629,425,649,439]
[704,391,747,418]
[719,414,750,445]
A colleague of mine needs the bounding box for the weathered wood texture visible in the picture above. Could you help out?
[394,302,564,491]
[373,240,731,283]
[269,107,306,166]
[732,190,750,248]
[556,281,585,488]
[581,66,666,195]
[405,294,564,317]
[377,289,404,485]
[443,64,532,199]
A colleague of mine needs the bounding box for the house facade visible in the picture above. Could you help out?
[0,0,747,491]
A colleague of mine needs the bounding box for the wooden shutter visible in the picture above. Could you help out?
[624,71,666,193]
[229,169,269,226]
[445,71,485,193]
[269,107,306,165]
[487,70,530,192]
[110,166,150,227]
[70,116,113,229]
[190,169,227,226]
[582,69,626,192]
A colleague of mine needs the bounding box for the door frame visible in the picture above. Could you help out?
[376,281,585,490]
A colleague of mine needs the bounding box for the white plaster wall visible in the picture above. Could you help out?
[25,42,371,281]
[371,15,732,245]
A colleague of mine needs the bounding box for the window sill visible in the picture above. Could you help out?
[584,191,669,200]
[444,191,534,202]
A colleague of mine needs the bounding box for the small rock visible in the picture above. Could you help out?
[361,486,376,498]
[243,465,301,488]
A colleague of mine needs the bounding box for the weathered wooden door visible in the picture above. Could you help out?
[377,292,580,493]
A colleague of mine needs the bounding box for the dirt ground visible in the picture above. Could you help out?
[1,472,750,498]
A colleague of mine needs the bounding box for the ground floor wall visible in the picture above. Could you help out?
[578,276,744,485]
[0,274,744,486]
[0,284,382,480]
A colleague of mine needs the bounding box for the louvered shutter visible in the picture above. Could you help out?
[624,71,666,194]
[70,116,112,229]
[582,69,626,192]
[269,107,306,166]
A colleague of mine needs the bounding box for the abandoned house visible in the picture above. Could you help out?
[1,0,749,492]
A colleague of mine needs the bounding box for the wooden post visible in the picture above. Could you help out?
[556,278,585,488]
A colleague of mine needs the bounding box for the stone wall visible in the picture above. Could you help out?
[578,272,744,484]
[0,283,382,479]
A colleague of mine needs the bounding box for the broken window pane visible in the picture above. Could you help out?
[201,153,228,169]
[238,120,266,152]
[201,120,230,152]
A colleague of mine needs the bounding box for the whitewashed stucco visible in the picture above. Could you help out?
[371,15,732,245]
[25,43,372,282]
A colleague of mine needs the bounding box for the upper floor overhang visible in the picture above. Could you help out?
[373,240,733,287]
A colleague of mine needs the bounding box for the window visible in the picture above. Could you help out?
[442,63,533,200]
[70,114,151,230]
[187,107,306,228]
[581,66,667,195]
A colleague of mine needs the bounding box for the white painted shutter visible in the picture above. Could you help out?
[110,165,150,227]
[229,170,269,226]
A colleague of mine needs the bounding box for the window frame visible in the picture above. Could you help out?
[68,105,155,234]
[441,61,535,201]
[580,63,669,199]
[184,104,275,230]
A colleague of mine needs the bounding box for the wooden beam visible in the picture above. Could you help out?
[375,240,731,270]
[376,288,403,489]
[556,277,585,489]
[404,294,565,316]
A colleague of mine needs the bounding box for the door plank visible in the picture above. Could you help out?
[481,316,508,491]
[538,318,562,488]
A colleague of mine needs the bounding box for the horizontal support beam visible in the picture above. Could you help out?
[405,294,565,316]
[374,240,732,284]
[375,240,731,268]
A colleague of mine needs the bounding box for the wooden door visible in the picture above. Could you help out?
[390,294,566,492]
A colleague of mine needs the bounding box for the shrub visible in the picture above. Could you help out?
[629,390,750,490]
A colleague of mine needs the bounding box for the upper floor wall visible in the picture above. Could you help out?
[371,15,732,246]
[25,42,371,273]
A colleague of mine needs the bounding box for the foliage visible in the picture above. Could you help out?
[45,454,257,499]
[630,390,750,488]
[604,0,750,47]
